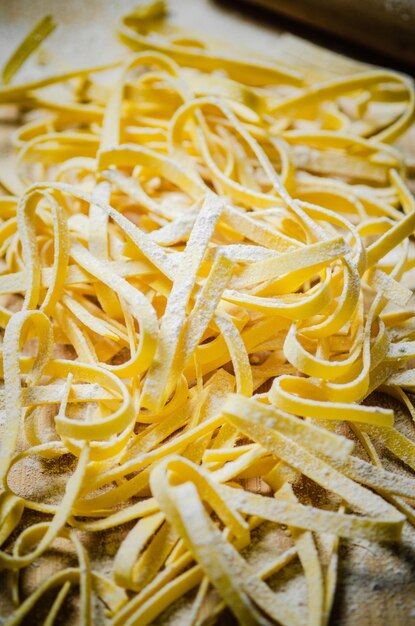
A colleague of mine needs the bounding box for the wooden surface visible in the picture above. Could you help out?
[0,2,415,625]
[240,0,415,66]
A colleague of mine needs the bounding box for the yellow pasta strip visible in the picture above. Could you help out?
[141,192,223,410]
[215,314,253,397]
[42,581,71,626]
[222,393,353,461]
[2,15,57,85]
[1,310,53,484]
[270,375,394,427]
[276,484,324,626]
[231,237,348,290]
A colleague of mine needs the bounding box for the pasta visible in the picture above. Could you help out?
[0,1,415,624]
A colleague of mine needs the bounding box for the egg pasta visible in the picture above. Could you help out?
[0,2,415,625]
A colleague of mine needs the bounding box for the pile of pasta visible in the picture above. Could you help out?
[1,2,415,625]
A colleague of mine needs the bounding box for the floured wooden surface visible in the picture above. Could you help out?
[0,2,415,626]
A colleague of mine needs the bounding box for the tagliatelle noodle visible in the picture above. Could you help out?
[0,1,415,625]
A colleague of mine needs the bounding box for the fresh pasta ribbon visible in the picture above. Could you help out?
[1,310,53,485]
[1,15,57,85]
[0,2,415,625]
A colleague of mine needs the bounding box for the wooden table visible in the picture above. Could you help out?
[0,2,414,625]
